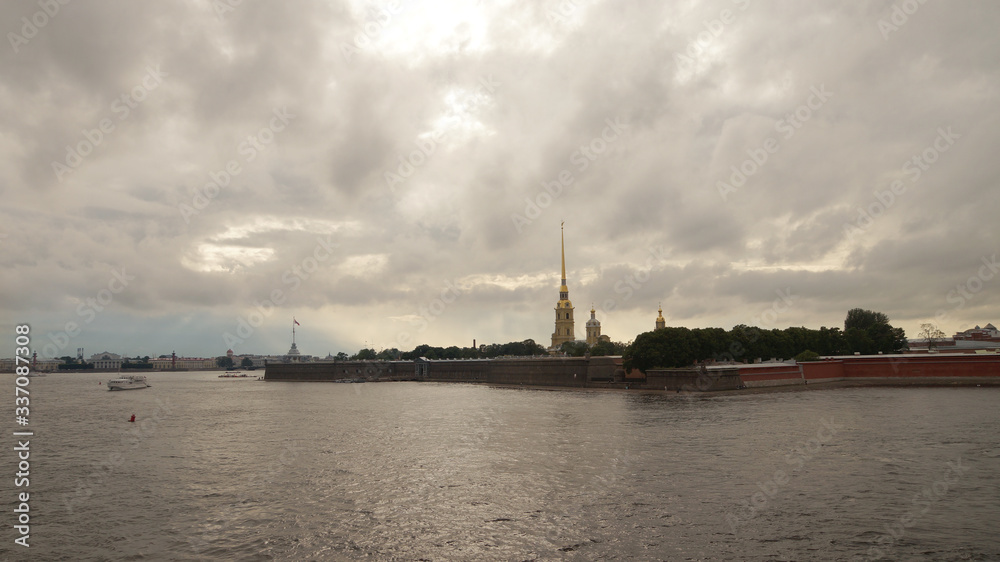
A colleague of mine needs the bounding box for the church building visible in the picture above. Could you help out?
[549,223,610,351]
[550,222,576,349]
[586,306,605,346]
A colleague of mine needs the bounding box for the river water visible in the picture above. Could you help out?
[4,371,999,561]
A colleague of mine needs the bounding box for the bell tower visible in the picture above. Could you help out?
[586,306,602,346]
[551,222,575,349]
[655,304,666,330]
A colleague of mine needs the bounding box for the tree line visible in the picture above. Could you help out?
[623,308,908,373]
[332,308,907,373]
[346,339,552,361]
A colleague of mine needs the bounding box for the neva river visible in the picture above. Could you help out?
[5,372,1000,561]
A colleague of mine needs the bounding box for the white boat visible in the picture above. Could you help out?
[107,374,150,391]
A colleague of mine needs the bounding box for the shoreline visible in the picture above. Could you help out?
[459,377,1000,396]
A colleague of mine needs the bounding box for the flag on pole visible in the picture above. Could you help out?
[294,318,300,326]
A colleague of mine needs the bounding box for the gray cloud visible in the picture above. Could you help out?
[2,0,998,357]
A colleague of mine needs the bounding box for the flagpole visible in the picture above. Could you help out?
[292,318,296,346]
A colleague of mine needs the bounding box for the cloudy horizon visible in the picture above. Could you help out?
[2,0,998,360]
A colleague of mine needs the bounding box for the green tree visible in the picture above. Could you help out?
[590,339,627,356]
[623,327,697,373]
[794,350,820,362]
[844,308,907,354]
[817,326,847,356]
[240,357,254,368]
[559,341,589,357]
[216,356,234,369]
[845,308,890,332]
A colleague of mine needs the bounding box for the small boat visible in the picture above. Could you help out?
[107,374,150,391]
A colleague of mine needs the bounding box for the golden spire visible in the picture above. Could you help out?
[560,221,567,288]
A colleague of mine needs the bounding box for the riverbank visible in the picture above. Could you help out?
[264,353,1000,392]
[455,376,1000,397]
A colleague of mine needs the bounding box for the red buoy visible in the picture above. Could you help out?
[129,414,136,423]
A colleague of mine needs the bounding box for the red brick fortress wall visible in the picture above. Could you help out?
[738,354,1000,388]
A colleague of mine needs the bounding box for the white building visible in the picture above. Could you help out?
[88,351,123,370]
[150,356,216,370]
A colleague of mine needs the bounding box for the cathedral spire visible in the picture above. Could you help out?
[551,222,575,350]
[560,221,567,289]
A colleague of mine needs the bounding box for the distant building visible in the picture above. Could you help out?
[88,351,122,370]
[0,357,58,372]
[151,356,215,370]
[655,305,666,330]
[909,322,1000,353]
[954,323,1000,341]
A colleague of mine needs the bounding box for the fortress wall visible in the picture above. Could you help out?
[739,364,803,388]
[487,357,589,387]
[420,360,491,382]
[585,356,622,381]
[266,354,1000,388]
[801,360,845,384]
[265,361,414,381]
[646,368,743,391]
[737,355,1000,387]
[839,354,1000,379]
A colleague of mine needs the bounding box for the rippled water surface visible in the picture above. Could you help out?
[5,372,1000,561]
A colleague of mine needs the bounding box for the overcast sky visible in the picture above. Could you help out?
[2,0,998,359]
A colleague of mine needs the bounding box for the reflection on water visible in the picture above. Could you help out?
[7,372,999,561]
